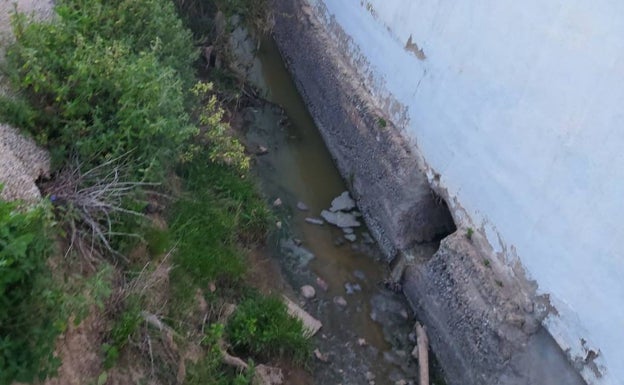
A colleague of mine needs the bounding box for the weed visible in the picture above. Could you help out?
[465,227,474,240]
[0,199,63,384]
[377,117,387,128]
[483,259,491,268]
[227,294,311,365]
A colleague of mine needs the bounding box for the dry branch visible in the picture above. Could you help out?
[416,322,429,385]
[45,154,160,263]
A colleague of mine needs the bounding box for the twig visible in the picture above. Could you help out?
[416,323,429,385]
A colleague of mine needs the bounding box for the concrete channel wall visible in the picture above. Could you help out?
[271,1,624,384]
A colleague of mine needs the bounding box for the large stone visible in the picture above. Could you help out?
[320,210,361,228]
[282,296,322,337]
[329,191,356,212]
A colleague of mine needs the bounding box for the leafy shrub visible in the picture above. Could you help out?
[0,199,62,384]
[2,0,198,179]
[55,0,198,86]
[188,82,250,172]
[227,295,311,364]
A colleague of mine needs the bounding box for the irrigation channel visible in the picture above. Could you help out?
[239,36,445,385]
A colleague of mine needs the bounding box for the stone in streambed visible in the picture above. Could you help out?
[321,210,361,228]
[305,217,324,225]
[333,296,347,307]
[345,233,357,242]
[329,191,356,212]
[300,285,316,299]
[296,201,309,211]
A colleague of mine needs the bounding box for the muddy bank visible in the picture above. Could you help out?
[269,1,587,384]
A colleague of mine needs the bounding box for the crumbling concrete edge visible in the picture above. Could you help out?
[270,0,592,384]
[271,0,455,260]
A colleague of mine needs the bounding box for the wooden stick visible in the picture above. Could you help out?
[416,323,429,385]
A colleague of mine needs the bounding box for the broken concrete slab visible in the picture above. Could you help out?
[282,295,322,337]
[329,191,356,212]
[321,210,361,228]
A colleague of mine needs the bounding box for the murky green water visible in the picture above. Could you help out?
[244,37,423,385]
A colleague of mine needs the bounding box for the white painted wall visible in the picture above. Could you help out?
[312,1,624,384]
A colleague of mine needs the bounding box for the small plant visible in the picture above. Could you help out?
[227,295,311,365]
[376,116,387,128]
[495,280,504,288]
[465,227,474,240]
[483,259,491,268]
[0,198,63,384]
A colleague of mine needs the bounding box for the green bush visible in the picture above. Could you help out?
[0,199,62,384]
[2,0,198,179]
[227,295,311,365]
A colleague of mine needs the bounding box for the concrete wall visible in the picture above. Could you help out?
[308,1,624,384]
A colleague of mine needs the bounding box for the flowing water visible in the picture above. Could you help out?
[242,37,435,385]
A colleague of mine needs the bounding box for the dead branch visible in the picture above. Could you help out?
[45,154,161,262]
[416,323,429,385]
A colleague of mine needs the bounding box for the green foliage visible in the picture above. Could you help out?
[170,156,270,290]
[187,82,250,172]
[55,0,198,86]
[0,200,62,384]
[185,324,254,385]
[227,295,311,365]
[2,0,198,179]
[466,227,474,240]
[376,117,387,128]
[103,298,141,369]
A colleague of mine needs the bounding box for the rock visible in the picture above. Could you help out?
[395,380,408,385]
[357,338,367,346]
[282,296,322,337]
[365,371,376,381]
[353,270,366,280]
[280,239,315,266]
[300,285,316,299]
[293,238,302,246]
[342,227,354,234]
[345,233,357,242]
[316,277,329,291]
[296,201,309,211]
[329,191,356,212]
[305,217,324,225]
[345,282,362,294]
[256,145,269,155]
[273,197,282,207]
[333,237,345,246]
[275,221,282,229]
[321,210,361,228]
[314,348,329,362]
[333,296,347,307]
